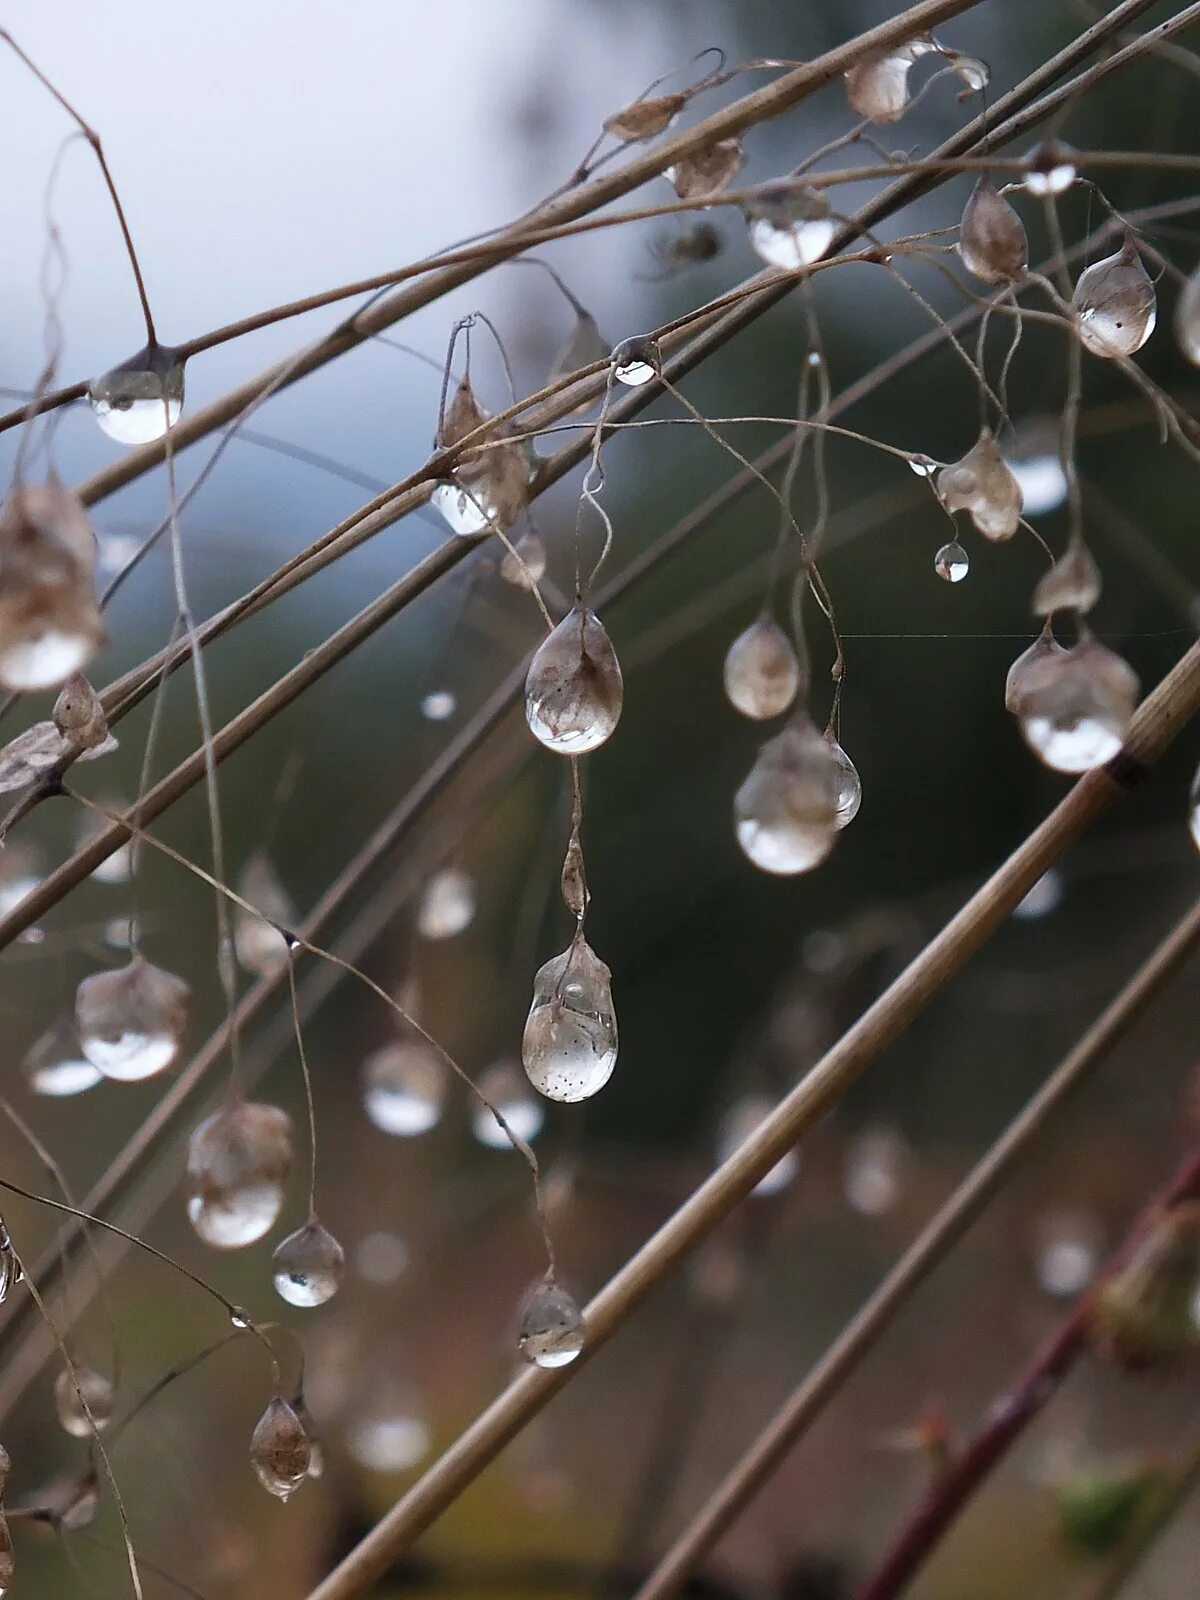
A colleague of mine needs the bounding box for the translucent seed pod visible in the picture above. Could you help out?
[1004,624,1068,715]
[186,1099,293,1249]
[74,956,190,1081]
[1176,263,1200,366]
[716,1093,799,1197]
[500,529,548,589]
[1002,418,1069,515]
[517,1276,586,1369]
[934,539,970,583]
[234,853,294,978]
[89,343,185,445]
[362,1038,445,1136]
[1023,138,1078,196]
[525,605,623,754]
[23,1018,101,1099]
[936,429,1023,541]
[826,733,862,829]
[611,334,661,387]
[0,483,105,691]
[843,36,935,123]
[603,91,686,143]
[522,938,618,1103]
[250,1396,311,1500]
[53,1364,115,1438]
[472,1059,544,1149]
[439,374,488,447]
[1010,632,1139,774]
[52,673,108,750]
[958,175,1028,285]
[666,136,745,200]
[1032,542,1103,617]
[272,1220,345,1308]
[1073,237,1157,358]
[1190,760,1200,852]
[733,712,845,875]
[723,616,802,720]
[743,183,836,270]
[420,689,456,721]
[416,867,476,939]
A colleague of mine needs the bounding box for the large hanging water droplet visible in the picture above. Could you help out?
[416,868,475,940]
[234,853,294,977]
[723,616,801,720]
[1002,419,1069,515]
[518,1277,585,1369]
[525,605,623,754]
[272,1220,344,1308]
[936,430,1023,542]
[433,376,528,535]
[362,1038,445,1136]
[734,712,844,875]
[958,175,1027,285]
[89,343,185,445]
[843,36,935,123]
[23,1017,102,1097]
[934,540,969,583]
[186,1099,293,1249]
[250,1396,311,1500]
[716,1094,799,1197]
[1005,625,1067,715]
[1073,237,1156,359]
[0,483,104,691]
[522,938,617,1103]
[53,1364,114,1438]
[1009,632,1139,773]
[75,956,190,1081]
[744,183,836,270]
[472,1059,544,1148]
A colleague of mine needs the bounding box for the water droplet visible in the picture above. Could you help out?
[716,1094,799,1197]
[433,376,528,535]
[525,605,623,754]
[345,1387,430,1473]
[1073,237,1156,359]
[1177,263,1200,367]
[723,616,801,720]
[958,175,1027,285]
[0,483,104,691]
[416,868,475,940]
[611,334,660,387]
[362,1038,444,1136]
[250,1396,311,1500]
[355,1230,409,1285]
[23,1018,102,1097]
[1002,420,1069,515]
[518,1277,585,1368]
[186,1100,293,1249]
[76,799,135,885]
[844,1126,907,1216]
[936,429,1023,542]
[935,539,970,583]
[666,137,745,200]
[827,733,862,828]
[234,854,295,978]
[1009,632,1139,773]
[1189,761,1200,851]
[421,689,456,721]
[430,481,493,536]
[523,938,617,1103]
[89,343,185,445]
[75,956,190,1081]
[907,454,939,477]
[1023,138,1077,196]
[1035,1209,1101,1296]
[272,1220,344,1308]
[843,36,935,123]
[472,1060,544,1148]
[744,183,836,269]
[1013,868,1064,920]
[734,712,844,875]
[1032,542,1103,617]
[53,1364,114,1438]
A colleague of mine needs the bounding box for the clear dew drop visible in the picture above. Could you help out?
[827,734,862,829]
[186,1100,293,1250]
[518,1277,586,1369]
[936,429,1023,542]
[734,712,845,875]
[611,334,661,387]
[421,689,456,721]
[250,1396,311,1500]
[416,867,476,940]
[934,539,970,583]
[843,1125,907,1216]
[723,616,802,720]
[23,1017,102,1098]
[522,938,617,1103]
[53,1364,114,1438]
[958,175,1028,286]
[74,955,190,1081]
[525,605,623,755]
[362,1038,445,1136]
[907,454,939,477]
[1073,237,1157,359]
[1013,867,1064,920]
[744,183,836,270]
[1034,1209,1102,1296]
[716,1094,799,1197]
[272,1220,345,1308]
[1009,631,1139,774]
[472,1059,544,1148]
[89,343,185,445]
[1002,419,1069,515]
[234,853,295,978]
[1177,264,1200,367]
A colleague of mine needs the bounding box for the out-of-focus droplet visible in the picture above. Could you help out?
[935,539,970,583]
[75,955,189,1081]
[344,1381,430,1472]
[0,482,104,691]
[518,1276,585,1368]
[1176,263,1200,366]
[89,343,184,445]
[53,1364,114,1438]
[744,183,836,270]
[250,1396,311,1500]
[844,1125,907,1216]
[187,1099,293,1250]
[724,615,802,720]
[666,137,744,199]
[958,175,1027,285]
[1189,760,1200,851]
[421,689,456,721]
[76,799,134,885]
[1073,237,1156,359]
[416,867,475,940]
[523,938,617,1103]
[1032,542,1103,617]
[844,36,935,123]
[936,429,1023,541]
[23,1018,102,1097]
[430,481,492,536]
[734,712,845,874]
[1023,138,1077,196]
[500,529,548,589]
[611,334,660,387]
[362,1037,444,1136]
[234,854,294,977]
[355,1230,409,1286]
[1002,419,1069,515]
[472,1059,545,1148]
[1014,867,1064,920]
[525,605,623,754]
[272,1220,344,1308]
[1009,632,1139,773]
[0,847,41,921]
[716,1093,799,1197]
[1035,1209,1102,1296]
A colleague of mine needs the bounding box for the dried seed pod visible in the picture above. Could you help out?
[1091,1207,1200,1371]
[666,136,744,199]
[362,1038,445,1136]
[1175,262,1200,366]
[525,605,623,754]
[1031,542,1103,616]
[75,956,190,1081]
[0,482,104,691]
[560,833,588,920]
[272,1220,345,1308]
[1073,237,1157,358]
[611,334,661,387]
[603,91,686,143]
[723,616,802,720]
[716,1093,799,1197]
[942,48,989,94]
[52,673,108,749]
[744,183,836,270]
[186,1099,293,1249]
[958,175,1027,285]
[0,717,115,795]
[438,374,488,449]
[936,429,1023,541]
[23,1017,102,1097]
[934,539,970,583]
[234,853,294,978]
[472,1059,544,1148]
[518,1276,586,1368]
[734,711,846,875]
[522,937,618,1103]
[1009,631,1139,774]
[844,36,935,123]
[0,1510,11,1592]
[1023,138,1077,196]
[89,342,185,445]
[433,378,529,536]
[250,1396,311,1500]
[416,867,475,940]
[53,1364,115,1438]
